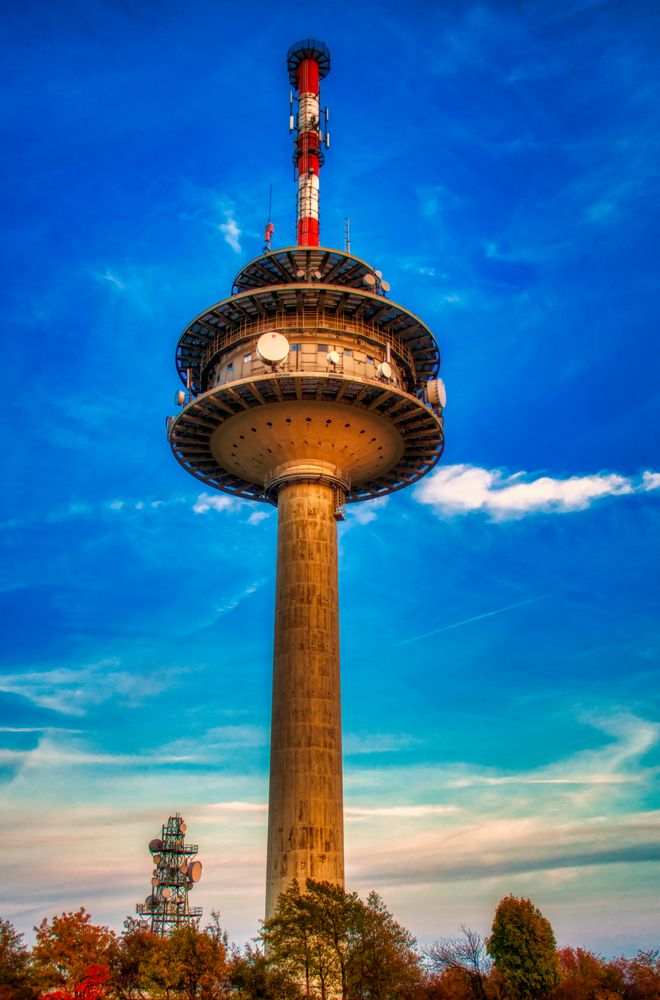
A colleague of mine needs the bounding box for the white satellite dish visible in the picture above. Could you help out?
[378,361,392,380]
[257,332,290,365]
[426,378,447,409]
[327,350,340,365]
[380,280,390,293]
[187,860,203,883]
[149,839,163,853]
[174,390,186,406]
[363,273,376,287]
[375,270,383,279]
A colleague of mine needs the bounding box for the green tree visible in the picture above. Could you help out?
[230,945,304,1000]
[261,879,422,1000]
[0,918,37,1000]
[349,891,421,1000]
[32,910,117,995]
[487,896,559,1000]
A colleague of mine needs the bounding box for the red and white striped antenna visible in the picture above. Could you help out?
[287,39,330,247]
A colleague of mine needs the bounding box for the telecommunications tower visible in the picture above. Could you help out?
[167,39,446,919]
[136,814,203,934]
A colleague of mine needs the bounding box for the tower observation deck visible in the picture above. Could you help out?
[167,40,446,919]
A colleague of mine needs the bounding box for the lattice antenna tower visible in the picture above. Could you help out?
[136,814,203,935]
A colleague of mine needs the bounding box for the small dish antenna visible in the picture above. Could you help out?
[187,860,203,882]
[174,390,186,406]
[327,350,340,365]
[257,332,290,365]
[363,273,376,287]
[378,361,392,380]
[426,378,447,409]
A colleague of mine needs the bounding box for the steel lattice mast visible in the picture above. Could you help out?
[167,39,446,919]
[136,814,203,935]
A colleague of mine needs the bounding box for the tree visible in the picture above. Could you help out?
[109,925,162,1000]
[487,896,559,1000]
[42,964,110,1000]
[145,916,232,1000]
[613,950,660,1000]
[348,891,421,1000]
[426,927,491,1000]
[32,910,117,995]
[230,945,304,1000]
[261,879,422,1000]
[553,947,623,999]
[0,918,37,1000]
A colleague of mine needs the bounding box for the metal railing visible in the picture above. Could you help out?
[196,311,417,381]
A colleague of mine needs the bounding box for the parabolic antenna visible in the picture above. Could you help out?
[426,378,447,409]
[151,877,159,886]
[145,894,157,907]
[152,854,162,865]
[162,887,171,900]
[187,860,203,882]
[378,361,392,380]
[174,390,186,406]
[256,332,290,365]
[380,280,390,293]
[179,820,187,833]
[180,862,189,874]
[149,839,163,853]
[327,350,340,365]
[363,273,376,287]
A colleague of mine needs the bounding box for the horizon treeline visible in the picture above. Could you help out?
[1,880,659,1000]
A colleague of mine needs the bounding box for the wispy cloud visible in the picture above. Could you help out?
[193,492,237,514]
[348,496,388,526]
[415,465,659,519]
[0,661,180,716]
[219,213,241,253]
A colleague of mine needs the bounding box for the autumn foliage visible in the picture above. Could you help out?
[0,893,659,1000]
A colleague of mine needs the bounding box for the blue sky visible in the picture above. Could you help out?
[1,0,659,956]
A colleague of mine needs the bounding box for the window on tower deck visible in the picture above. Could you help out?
[318,344,328,352]
[227,362,234,373]
[366,355,374,365]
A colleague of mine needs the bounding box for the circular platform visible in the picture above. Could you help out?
[169,373,444,503]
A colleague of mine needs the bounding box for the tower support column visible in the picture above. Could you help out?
[265,479,344,918]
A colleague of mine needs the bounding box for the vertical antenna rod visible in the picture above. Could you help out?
[287,39,331,247]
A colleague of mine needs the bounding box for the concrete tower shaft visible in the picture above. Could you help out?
[266,480,343,915]
[167,41,446,921]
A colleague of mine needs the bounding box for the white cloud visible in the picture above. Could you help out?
[247,509,271,526]
[193,492,236,514]
[414,464,660,519]
[349,496,388,525]
[219,213,241,253]
[642,470,660,491]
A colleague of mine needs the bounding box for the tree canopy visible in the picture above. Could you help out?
[487,896,560,999]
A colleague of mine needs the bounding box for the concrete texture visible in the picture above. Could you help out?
[265,479,344,918]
